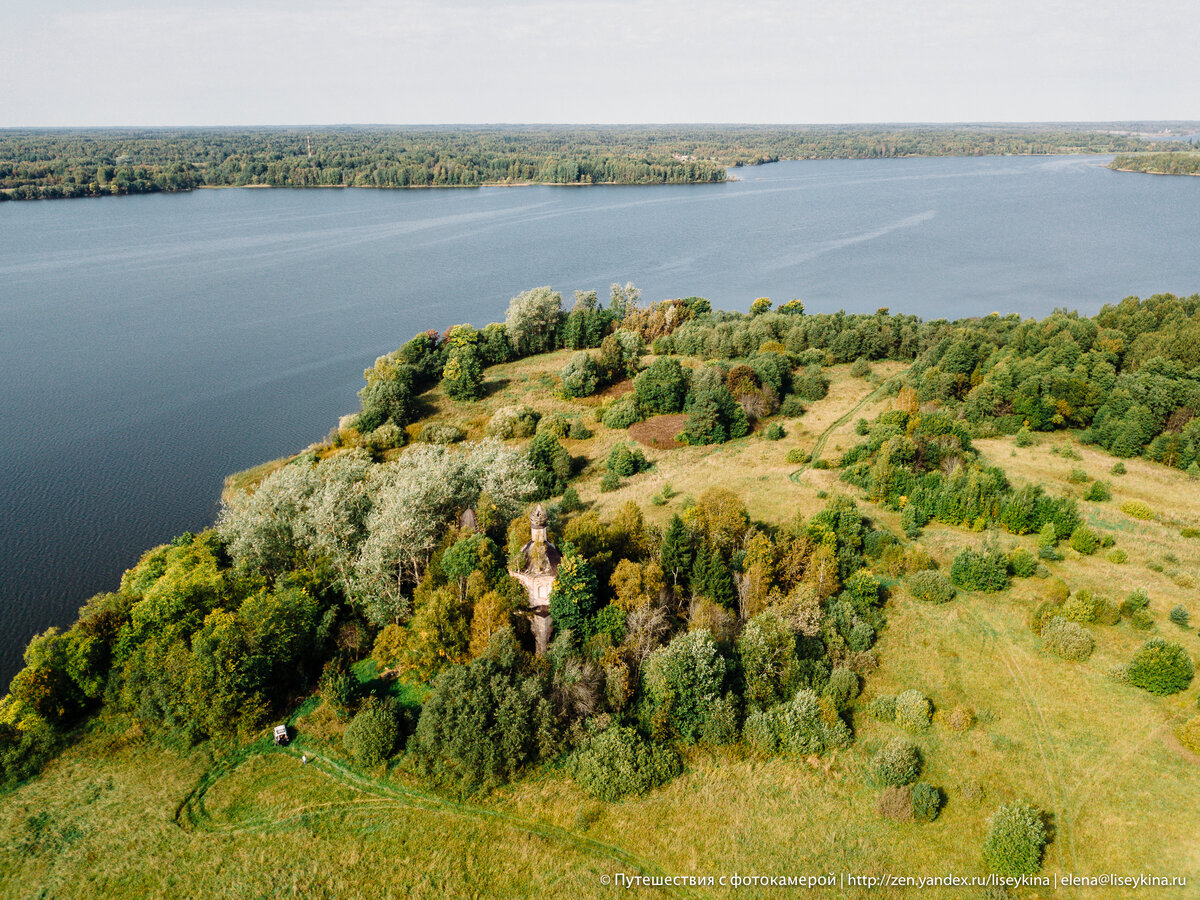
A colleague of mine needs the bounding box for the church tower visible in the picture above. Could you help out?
[508,504,561,654]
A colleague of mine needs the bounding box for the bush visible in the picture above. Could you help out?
[487,405,540,439]
[945,704,974,733]
[601,394,643,430]
[1084,481,1112,502]
[872,737,921,786]
[1041,618,1095,661]
[1069,526,1100,555]
[343,698,402,767]
[1169,605,1190,628]
[894,689,932,732]
[1067,467,1089,484]
[607,442,650,478]
[876,785,914,821]
[1127,639,1194,695]
[764,423,786,441]
[642,630,727,744]
[824,667,860,712]
[743,690,851,757]
[536,412,572,438]
[1181,526,1200,539]
[568,419,592,440]
[778,395,807,417]
[1107,548,1128,564]
[571,725,681,801]
[1130,608,1155,631]
[866,695,896,722]
[982,802,1047,876]
[1177,716,1200,754]
[418,422,465,444]
[1061,589,1098,623]
[559,486,584,513]
[1014,427,1034,447]
[1007,548,1037,578]
[785,447,808,464]
[633,357,690,414]
[1120,588,1150,618]
[559,352,602,398]
[906,570,956,604]
[1110,461,1126,475]
[850,357,871,377]
[1121,500,1154,520]
[911,782,942,822]
[1093,598,1121,625]
[600,471,620,492]
[738,612,803,710]
[949,548,1010,592]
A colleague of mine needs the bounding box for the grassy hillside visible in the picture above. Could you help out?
[4,352,1197,899]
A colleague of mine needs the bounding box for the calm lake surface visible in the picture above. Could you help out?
[2,155,1199,680]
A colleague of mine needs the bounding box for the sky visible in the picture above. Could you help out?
[2,0,1197,126]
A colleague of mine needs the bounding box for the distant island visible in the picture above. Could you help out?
[2,123,1196,201]
[1110,152,1200,176]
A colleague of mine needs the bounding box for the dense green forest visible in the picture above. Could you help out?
[0,124,1189,200]
[1111,151,1200,176]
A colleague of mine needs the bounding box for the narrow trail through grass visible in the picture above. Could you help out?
[788,374,902,483]
[176,739,707,900]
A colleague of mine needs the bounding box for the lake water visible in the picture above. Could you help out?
[2,154,1199,682]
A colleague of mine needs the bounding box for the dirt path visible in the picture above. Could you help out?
[176,739,707,900]
[788,374,901,483]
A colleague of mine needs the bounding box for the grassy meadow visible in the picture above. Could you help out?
[8,352,1200,899]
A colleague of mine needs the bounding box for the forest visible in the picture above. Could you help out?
[1111,152,1200,176]
[0,124,1187,200]
[2,287,1199,891]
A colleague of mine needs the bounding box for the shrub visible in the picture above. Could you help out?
[570,725,681,801]
[1014,427,1034,447]
[907,570,956,604]
[1169,605,1190,628]
[1110,461,1126,475]
[600,471,620,492]
[850,357,871,377]
[568,419,592,440]
[866,695,896,722]
[876,785,914,821]
[1067,467,1089,484]
[911,782,942,822]
[642,630,727,744]
[785,447,808,464]
[779,395,807,417]
[1107,548,1128,564]
[343,698,402,767]
[872,737,921,786]
[1130,608,1155,631]
[559,352,602,398]
[601,394,643,429]
[949,548,1010,592]
[982,802,1047,876]
[607,442,649,478]
[1028,602,1060,636]
[418,422,465,444]
[1084,481,1112,502]
[1120,588,1150,618]
[1093,598,1121,626]
[1121,500,1154,520]
[824,667,860,712]
[945,704,974,733]
[1007,548,1037,578]
[1069,526,1100,556]
[559,486,584,513]
[1177,716,1200,754]
[764,423,786,441]
[1181,526,1200,539]
[536,412,572,438]
[487,405,540,439]
[743,690,851,757]
[1127,639,1194,695]
[895,689,932,732]
[738,612,803,710]
[1061,589,1098,623]
[1041,618,1095,661]
[633,357,690,414]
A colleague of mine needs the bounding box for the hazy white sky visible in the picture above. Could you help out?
[3,0,1196,126]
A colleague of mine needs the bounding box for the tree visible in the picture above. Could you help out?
[356,354,417,431]
[548,554,600,639]
[642,629,726,743]
[505,286,563,356]
[526,432,571,499]
[442,345,484,400]
[559,352,601,398]
[659,514,695,592]
[738,611,800,709]
[750,297,772,316]
[634,357,690,414]
[609,282,641,320]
